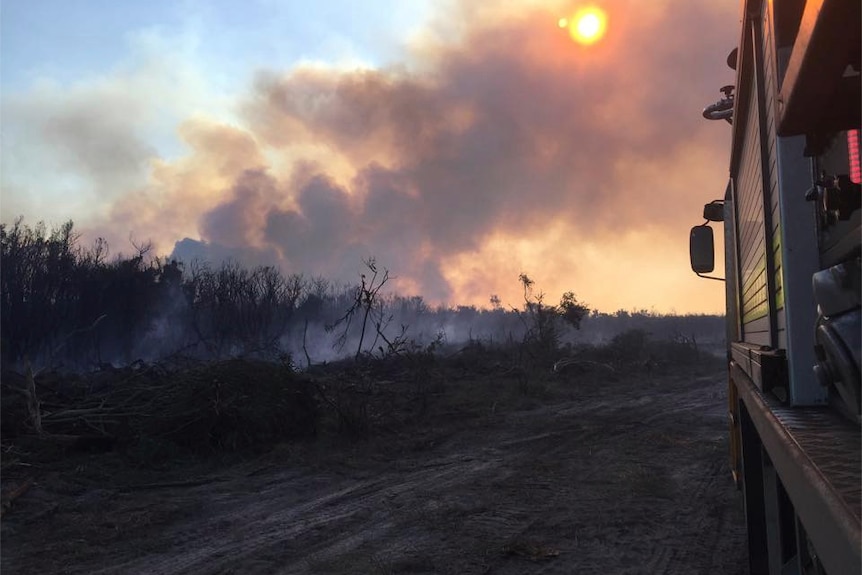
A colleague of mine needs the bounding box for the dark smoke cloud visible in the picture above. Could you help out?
[132,1,736,308]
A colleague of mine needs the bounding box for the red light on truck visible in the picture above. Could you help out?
[848,129,861,184]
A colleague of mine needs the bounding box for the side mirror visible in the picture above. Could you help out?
[703,201,724,222]
[690,225,715,273]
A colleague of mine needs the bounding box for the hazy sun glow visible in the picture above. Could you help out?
[560,6,608,45]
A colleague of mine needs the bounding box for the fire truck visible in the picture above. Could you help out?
[691,0,860,573]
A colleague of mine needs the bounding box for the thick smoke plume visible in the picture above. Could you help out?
[23,1,739,311]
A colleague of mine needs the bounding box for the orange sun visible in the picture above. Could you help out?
[559,6,607,45]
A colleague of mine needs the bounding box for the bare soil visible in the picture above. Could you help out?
[1,359,749,574]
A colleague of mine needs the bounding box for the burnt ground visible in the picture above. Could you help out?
[1,355,749,574]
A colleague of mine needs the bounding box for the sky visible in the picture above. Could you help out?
[1,0,739,314]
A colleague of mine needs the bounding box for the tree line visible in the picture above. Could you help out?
[1,219,724,371]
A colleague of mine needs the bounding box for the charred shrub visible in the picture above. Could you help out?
[646,334,708,367]
[610,329,650,363]
[516,274,589,365]
[567,329,706,374]
[1,359,319,470]
[144,359,318,454]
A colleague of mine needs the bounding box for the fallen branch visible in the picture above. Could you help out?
[119,477,226,492]
[552,359,616,374]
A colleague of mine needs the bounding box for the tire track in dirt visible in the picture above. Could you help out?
[5,367,748,575]
[611,376,738,575]
[93,454,507,574]
[476,373,743,575]
[642,459,728,575]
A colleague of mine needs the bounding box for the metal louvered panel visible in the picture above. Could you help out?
[762,6,787,349]
[737,76,769,331]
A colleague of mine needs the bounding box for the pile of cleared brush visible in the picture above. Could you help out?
[0,359,318,459]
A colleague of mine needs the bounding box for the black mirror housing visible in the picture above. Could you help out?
[690,225,715,273]
[703,202,725,222]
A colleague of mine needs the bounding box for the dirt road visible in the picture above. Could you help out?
[2,364,749,574]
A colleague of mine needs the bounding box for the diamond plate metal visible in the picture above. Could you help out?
[765,398,861,524]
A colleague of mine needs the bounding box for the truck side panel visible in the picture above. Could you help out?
[763,0,825,406]
[761,3,787,351]
[775,134,824,406]
[736,58,771,345]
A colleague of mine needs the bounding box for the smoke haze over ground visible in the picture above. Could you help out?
[1,0,737,313]
[0,219,724,370]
